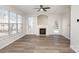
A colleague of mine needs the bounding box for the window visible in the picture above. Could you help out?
[17,15,22,33]
[0,9,9,37]
[28,17,34,33]
[9,12,17,35]
[0,8,23,37]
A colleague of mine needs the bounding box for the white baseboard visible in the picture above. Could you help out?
[62,35,70,40]
[70,45,79,53]
[0,33,26,49]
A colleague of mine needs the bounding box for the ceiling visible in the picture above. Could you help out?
[15,5,70,15]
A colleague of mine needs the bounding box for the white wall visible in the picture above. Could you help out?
[61,13,70,39]
[71,5,79,52]
[38,15,48,25]
[47,14,62,35]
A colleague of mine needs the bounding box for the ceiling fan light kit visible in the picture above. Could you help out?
[40,8,43,11]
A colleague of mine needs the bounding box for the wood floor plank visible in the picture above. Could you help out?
[0,35,75,53]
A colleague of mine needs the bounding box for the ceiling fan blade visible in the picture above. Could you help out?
[43,7,50,9]
[43,9,47,11]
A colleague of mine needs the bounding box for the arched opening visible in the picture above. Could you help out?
[37,15,48,26]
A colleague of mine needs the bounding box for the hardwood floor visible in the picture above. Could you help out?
[0,35,75,53]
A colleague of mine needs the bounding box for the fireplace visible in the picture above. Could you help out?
[39,28,46,35]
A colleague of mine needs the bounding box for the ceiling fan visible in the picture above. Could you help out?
[34,5,50,12]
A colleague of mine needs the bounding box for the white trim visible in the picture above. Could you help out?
[70,45,77,53]
[0,33,25,49]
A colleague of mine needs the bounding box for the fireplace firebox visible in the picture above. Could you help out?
[39,28,46,35]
